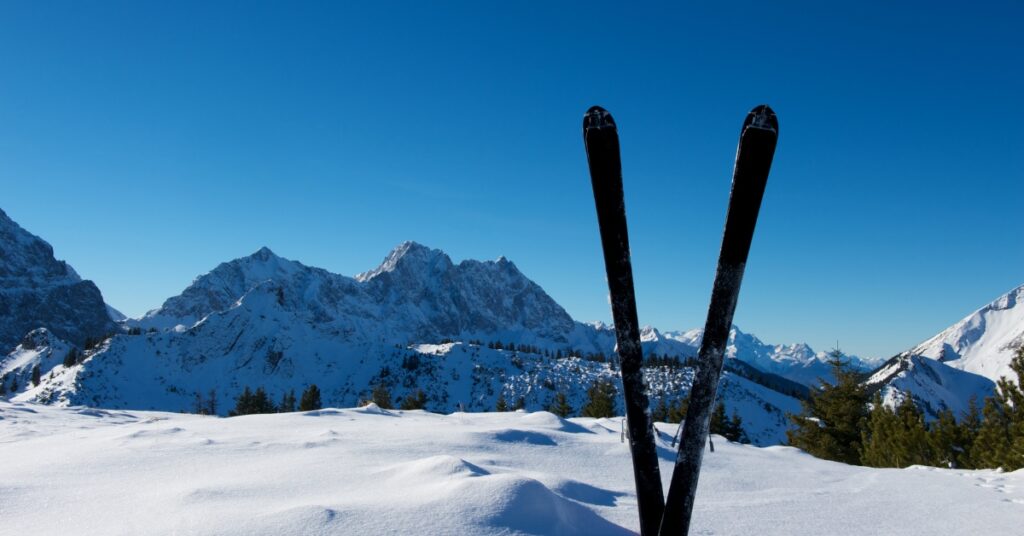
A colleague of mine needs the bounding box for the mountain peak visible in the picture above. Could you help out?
[0,207,115,350]
[356,241,452,283]
[250,246,278,262]
[908,282,1024,383]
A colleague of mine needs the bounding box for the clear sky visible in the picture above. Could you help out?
[1,1,1021,359]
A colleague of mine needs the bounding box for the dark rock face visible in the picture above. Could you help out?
[0,208,115,352]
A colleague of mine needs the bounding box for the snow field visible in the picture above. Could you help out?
[0,402,1021,535]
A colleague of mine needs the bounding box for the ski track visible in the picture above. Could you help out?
[0,401,1021,535]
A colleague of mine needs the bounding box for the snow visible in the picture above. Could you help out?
[1,401,1021,535]
[910,284,1024,383]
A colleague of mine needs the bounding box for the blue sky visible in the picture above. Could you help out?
[1,1,1021,359]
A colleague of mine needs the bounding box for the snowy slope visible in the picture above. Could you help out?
[132,243,865,386]
[5,241,869,442]
[0,208,116,352]
[866,284,1023,416]
[908,284,1024,383]
[865,353,996,418]
[1,402,1021,536]
[15,312,798,444]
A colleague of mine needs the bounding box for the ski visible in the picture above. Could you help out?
[658,105,778,535]
[582,105,665,536]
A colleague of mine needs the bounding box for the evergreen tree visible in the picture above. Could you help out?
[206,389,218,415]
[495,394,509,412]
[971,348,1024,470]
[193,391,207,414]
[860,393,901,467]
[928,407,974,469]
[371,383,393,409]
[400,389,428,410]
[514,397,526,411]
[10,377,18,392]
[299,384,322,411]
[651,398,670,423]
[580,381,617,418]
[787,350,869,464]
[548,391,572,417]
[30,364,41,387]
[279,389,297,413]
[667,397,689,424]
[708,402,748,443]
[229,386,277,416]
[63,348,80,368]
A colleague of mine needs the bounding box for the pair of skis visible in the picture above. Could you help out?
[582,105,778,535]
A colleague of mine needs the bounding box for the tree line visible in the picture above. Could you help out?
[787,347,1024,470]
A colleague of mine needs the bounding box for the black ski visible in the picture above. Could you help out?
[659,105,778,535]
[582,105,665,536]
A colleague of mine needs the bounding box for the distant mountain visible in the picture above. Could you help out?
[866,284,1023,417]
[865,353,995,418]
[4,242,816,444]
[0,208,116,353]
[907,284,1024,383]
[639,325,873,386]
[134,242,589,349]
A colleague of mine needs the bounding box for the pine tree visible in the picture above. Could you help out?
[400,389,427,410]
[709,401,730,437]
[229,387,254,416]
[928,407,973,469]
[787,349,869,464]
[651,398,670,423]
[299,384,322,411]
[892,395,932,466]
[229,386,277,416]
[971,347,1024,470]
[580,381,616,418]
[707,402,747,443]
[30,364,41,387]
[860,393,901,467]
[193,391,207,414]
[548,392,572,417]
[63,348,79,368]
[495,394,509,412]
[279,389,297,413]
[728,412,748,443]
[514,397,526,411]
[206,389,218,415]
[371,383,393,409]
[667,397,689,424]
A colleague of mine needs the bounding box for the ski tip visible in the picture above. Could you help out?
[743,105,778,135]
[583,106,616,132]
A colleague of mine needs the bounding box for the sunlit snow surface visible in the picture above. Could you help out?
[1,402,1021,535]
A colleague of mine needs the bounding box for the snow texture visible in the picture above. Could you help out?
[0,401,1020,536]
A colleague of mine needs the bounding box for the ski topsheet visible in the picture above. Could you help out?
[582,106,665,536]
[659,105,779,535]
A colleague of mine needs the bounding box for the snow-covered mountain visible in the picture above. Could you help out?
[134,242,588,349]
[907,284,1024,383]
[0,217,875,442]
[2,242,814,444]
[865,353,995,418]
[0,208,116,353]
[639,325,873,386]
[866,284,1023,417]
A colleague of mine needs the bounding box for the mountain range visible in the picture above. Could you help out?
[1,207,1020,442]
